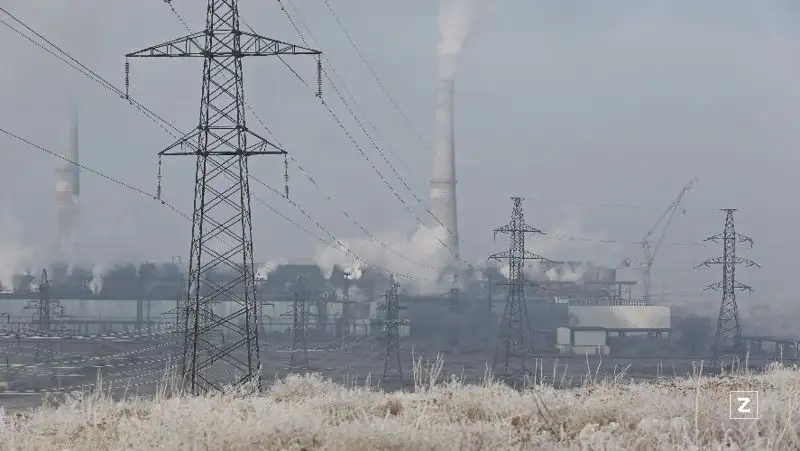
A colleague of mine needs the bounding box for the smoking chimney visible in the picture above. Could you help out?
[55,107,80,255]
[431,0,485,268]
[430,75,460,266]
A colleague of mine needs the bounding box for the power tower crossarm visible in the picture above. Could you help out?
[125,32,319,58]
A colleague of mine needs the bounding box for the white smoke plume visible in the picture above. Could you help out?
[89,263,109,295]
[314,224,452,294]
[255,258,288,281]
[437,0,489,80]
[0,213,40,292]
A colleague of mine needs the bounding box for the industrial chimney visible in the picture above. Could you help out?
[55,108,80,255]
[430,0,485,270]
[430,75,460,266]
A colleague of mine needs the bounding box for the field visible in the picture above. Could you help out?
[0,358,798,450]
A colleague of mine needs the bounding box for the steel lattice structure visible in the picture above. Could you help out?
[489,197,548,383]
[125,0,320,394]
[696,209,759,364]
[382,275,403,386]
[24,269,65,333]
[286,276,311,372]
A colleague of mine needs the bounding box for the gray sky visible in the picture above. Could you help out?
[1,0,799,333]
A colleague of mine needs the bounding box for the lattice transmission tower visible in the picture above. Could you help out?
[125,1,321,394]
[489,197,548,383]
[24,269,65,333]
[696,209,759,364]
[382,275,404,387]
[281,276,313,372]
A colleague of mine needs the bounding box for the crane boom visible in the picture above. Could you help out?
[642,177,698,303]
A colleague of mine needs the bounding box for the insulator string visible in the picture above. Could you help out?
[124,59,130,100]
[156,155,163,201]
[284,154,290,199]
[316,56,322,99]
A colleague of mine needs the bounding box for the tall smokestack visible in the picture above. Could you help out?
[430,76,459,265]
[430,0,485,267]
[55,107,80,256]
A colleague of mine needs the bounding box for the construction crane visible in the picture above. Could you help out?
[641,177,698,304]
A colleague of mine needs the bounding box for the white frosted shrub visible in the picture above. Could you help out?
[1,362,799,450]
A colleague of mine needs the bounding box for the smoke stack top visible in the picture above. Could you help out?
[430,0,486,268]
[437,0,486,80]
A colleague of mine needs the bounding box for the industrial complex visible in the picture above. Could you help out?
[0,0,797,407]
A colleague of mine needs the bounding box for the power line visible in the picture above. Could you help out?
[321,0,432,156]
[158,2,443,273]
[0,6,429,283]
[1,124,424,289]
[275,1,473,265]
[0,126,191,221]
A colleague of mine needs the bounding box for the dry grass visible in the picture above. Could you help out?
[1,358,799,450]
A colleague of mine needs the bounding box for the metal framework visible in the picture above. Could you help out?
[24,269,65,333]
[332,270,355,338]
[125,0,320,394]
[382,275,403,386]
[489,197,548,383]
[641,177,697,303]
[696,209,759,364]
[283,276,312,372]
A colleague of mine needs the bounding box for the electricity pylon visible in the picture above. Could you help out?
[282,276,312,372]
[125,0,321,394]
[382,275,404,387]
[696,209,759,364]
[489,197,548,384]
[24,269,65,333]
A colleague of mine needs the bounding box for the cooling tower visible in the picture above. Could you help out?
[430,76,460,266]
[55,109,80,252]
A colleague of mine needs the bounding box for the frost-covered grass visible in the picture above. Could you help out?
[1,358,799,450]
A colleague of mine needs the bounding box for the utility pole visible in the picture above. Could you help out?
[125,1,321,394]
[489,197,548,384]
[382,275,403,387]
[696,209,759,364]
[283,276,312,372]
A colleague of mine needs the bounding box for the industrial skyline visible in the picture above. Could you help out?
[0,0,798,338]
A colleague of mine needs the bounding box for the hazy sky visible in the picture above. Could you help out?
[1,0,800,333]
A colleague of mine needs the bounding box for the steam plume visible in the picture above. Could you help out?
[430,0,488,269]
[89,263,109,295]
[313,224,452,294]
[437,0,487,80]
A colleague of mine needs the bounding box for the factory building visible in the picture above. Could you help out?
[0,259,671,354]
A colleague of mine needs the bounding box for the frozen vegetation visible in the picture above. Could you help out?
[0,359,798,450]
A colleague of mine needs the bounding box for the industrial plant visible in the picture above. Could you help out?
[0,0,797,412]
